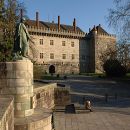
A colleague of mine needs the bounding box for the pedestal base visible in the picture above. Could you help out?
[14,108,52,130]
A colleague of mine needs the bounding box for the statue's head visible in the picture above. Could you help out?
[21,17,26,23]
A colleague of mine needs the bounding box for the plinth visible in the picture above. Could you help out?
[0,59,52,130]
[0,59,34,117]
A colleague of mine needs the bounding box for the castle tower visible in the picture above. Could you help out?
[87,24,116,73]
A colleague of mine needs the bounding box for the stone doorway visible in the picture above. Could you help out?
[49,65,55,74]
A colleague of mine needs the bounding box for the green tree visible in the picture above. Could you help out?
[0,0,26,61]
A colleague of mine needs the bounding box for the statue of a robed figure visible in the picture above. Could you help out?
[13,18,33,59]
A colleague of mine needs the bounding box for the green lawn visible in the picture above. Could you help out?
[80,73,105,77]
[40,73,130,81]
[41,74,67,80]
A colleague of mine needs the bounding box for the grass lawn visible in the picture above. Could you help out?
[80,73,105,77]
[40,73,130,81]
[80,73,130,81]
[41,74,67,80]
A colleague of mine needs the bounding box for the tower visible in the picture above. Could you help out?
[87,24,116,73]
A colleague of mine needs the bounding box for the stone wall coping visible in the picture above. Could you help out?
[34,82,57,93]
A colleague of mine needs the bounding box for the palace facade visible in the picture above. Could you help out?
[26,12,116,74]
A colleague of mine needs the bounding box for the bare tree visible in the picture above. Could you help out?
[96,45,116,72]
[107,0,130,42]
[117,43,130,69]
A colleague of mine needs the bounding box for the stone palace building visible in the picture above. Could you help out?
[26,12,116,74]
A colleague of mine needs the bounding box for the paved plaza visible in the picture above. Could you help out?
[43,75,130,130]
[54,110,130,130]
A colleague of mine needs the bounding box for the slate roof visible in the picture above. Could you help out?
[25,20,84,33]
[89,25,109,35]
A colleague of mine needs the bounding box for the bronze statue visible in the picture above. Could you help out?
[13,18,33,59]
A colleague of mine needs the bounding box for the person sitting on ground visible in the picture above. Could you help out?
[85,100,93,112]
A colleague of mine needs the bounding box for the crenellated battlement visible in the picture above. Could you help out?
[27,26,85,38]
[96,33,116,39]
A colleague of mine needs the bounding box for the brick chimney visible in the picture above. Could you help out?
[73,18,76,32]
[36,12,39,28]
[58,16,60,31]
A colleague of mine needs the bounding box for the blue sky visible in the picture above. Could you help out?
[20,0,115,34]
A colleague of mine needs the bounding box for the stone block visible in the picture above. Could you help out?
[15,110,25,118]
[14,95,30,102]
[28,79,33,86]
[14,79,28,86]
[28,123,35,130]
[16,87,25,94]
[8,87,16,94]
[27,62,33,71]
[28,87,33,94]
[35,120,41,129]
[15,71,27,79]
[15,124,28,130]
[6,79,27,88]
[43,124,52,130]
[25,109,34,117]
[6,71,16,79]
[6,79,15,87]
[24,87,30,93]
[6,63,13,70]
[15,103,22,110]
[0,79,7,87]
[41,118,48,126]
[13,62,28,71]
[21,102,30,110]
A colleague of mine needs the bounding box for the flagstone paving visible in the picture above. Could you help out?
[54,106,130,130]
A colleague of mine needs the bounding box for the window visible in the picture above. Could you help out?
[71,42,74,47]
[50,53,54,59]
[82,55,86,60]
[62,54,66,59]
[40,39,43,45]
[62,41,66,46]
[40,53,44,59]
[72,54,75,59]
[50,40,54,45]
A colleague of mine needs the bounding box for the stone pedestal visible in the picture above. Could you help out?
[0,60,34,117]
[14,108,52,130]
[0,60,52,130]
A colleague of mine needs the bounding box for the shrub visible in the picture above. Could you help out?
[103,59,127,77]
[56,74,60,78]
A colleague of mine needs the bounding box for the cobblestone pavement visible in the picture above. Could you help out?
[43,75,130,130]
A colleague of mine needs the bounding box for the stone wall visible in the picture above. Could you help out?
[0,96,14,130]
[54,87,71,106]
[79,39,90,73]
[34,83,57,109]
[95,35,116,72]
[34,82,71,109]
[88,34,116,73]
[33,62,79,77]
[29,35,83,74]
